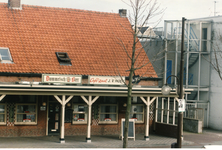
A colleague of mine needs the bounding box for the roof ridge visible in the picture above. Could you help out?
[0,2,120,16]
[0,2,119,15]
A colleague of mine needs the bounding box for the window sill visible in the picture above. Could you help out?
[0,61,13,64]
[15,122,37,125]
[0,123,6,125]
[98,121,118,124]
[72,122,87,124]
[135,121,144,124]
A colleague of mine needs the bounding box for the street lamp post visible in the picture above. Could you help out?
[162,17,186,148]
[177,17,186,148]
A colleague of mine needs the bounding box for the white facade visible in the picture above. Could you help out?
[163,16,222,130]
[209,16,222,130]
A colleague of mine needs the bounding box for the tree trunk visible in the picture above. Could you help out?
[123,71,133,148]
[123,31,136,148]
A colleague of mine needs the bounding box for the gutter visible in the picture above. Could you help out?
[0,72,162,81]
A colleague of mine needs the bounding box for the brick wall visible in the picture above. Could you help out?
[0,99,155,137]
[0,75,158,137]
[8,0,21,8]
[0,76,41,83]
[64,102,154,136]
[0,99,47,137]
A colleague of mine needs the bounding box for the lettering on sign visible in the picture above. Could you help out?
[178,99,185,112]
[42,74,82,84]
[89,76,125,85]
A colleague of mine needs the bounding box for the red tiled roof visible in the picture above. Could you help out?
[0,3,157,78]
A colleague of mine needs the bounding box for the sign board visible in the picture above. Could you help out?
[42,74,82,84]
[40,106,46,111]
[120,118,135,141]
[178,99,185,112]
[89,76,125,85]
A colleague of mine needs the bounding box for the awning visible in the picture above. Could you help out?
[0,84,192,97]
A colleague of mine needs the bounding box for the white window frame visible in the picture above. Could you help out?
[99,104,118,124]
[0,47,13,63]
[0,104,6,125]
[130,104,144,124]
[72,103,88,124]
[15,103,37,125]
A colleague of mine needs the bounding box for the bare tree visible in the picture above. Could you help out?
[113,0,165,148]
[202,26,222,80]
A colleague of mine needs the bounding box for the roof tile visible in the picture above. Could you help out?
[0,3,157,78]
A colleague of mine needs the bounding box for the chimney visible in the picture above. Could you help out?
[8,0,22,10]
[119,9,127,17]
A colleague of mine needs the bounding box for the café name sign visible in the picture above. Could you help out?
[42,74,82,84]
[89,76,125,85]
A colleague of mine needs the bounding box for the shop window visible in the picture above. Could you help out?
[15,104,37,125]
[99,104,118,124]
[72,104,88,124]
[0,104,6,125]
[130,104,144,123]
[0,48,13,63]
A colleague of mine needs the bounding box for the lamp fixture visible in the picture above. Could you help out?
[161,84,172,95]
[67,103,71,107]
[42,102,46,106]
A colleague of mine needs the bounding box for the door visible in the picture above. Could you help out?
[48,102,60,135]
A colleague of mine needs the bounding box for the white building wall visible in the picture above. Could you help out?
[209,18,222,130]
[209,71,222,130]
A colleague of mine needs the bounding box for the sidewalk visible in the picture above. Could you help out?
[183,128,222,148]
[0,128,221,148]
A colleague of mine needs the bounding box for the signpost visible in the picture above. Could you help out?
[178,99,185,112]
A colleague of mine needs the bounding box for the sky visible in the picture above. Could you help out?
[0,0,221,27]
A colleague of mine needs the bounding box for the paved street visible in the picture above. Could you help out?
[0,128,221,148]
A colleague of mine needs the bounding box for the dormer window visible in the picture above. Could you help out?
[0,48,13,63]
[55,52,71,66]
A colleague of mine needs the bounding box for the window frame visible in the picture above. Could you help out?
[0,104,7,125]
[15,103,38,125]
[0,47,13,63]
[130,104,144,124]
[55,52,71,66]
[72,103,88,124]
[99,104,118,124]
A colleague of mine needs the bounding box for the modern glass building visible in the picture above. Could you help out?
[164,19,212,128]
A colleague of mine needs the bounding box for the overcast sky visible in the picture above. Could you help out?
[0,0,221,27]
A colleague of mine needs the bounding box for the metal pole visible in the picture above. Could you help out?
[177,17,186,148]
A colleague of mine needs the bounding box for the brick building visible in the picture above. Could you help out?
[0,0,172,143]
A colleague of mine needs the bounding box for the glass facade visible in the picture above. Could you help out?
[164,20,211,127]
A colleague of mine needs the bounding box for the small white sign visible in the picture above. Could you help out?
[89,76,125,85]
[42,74,82,84]
[178,99,185,112]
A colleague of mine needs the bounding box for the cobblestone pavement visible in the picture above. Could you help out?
[0,128,221,148]
[0,133,192,148]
